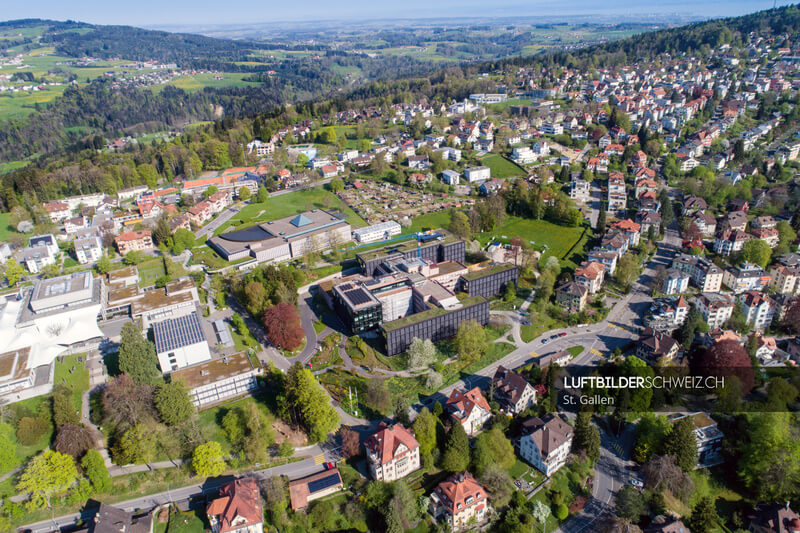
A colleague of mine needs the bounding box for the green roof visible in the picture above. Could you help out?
[356,229,458,261]
[381,296,486,332]
[462,263,516,281]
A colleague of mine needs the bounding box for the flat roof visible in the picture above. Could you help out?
[131,289,194,316]
[170,351,254,389]
[382,295,485,331]
[355,229,457,261]
[0,347,30,383]
[462,262,516,281]
[108,266,139,284]
[108,286,140,305]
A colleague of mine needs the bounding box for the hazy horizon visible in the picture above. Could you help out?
[1,0,793,28]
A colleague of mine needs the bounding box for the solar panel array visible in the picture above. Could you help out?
[153,312,207,354]
[345,288,372,305]
[307,472,341,494]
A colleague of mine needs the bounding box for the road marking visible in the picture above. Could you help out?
[590,348,602,356]
[529,351,539,358]
[314,454,326,465]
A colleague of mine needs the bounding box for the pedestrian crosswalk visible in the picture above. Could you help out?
[590,348,603,356]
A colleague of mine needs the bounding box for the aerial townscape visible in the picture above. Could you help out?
[3,2,800,533]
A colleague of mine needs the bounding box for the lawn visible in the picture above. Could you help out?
[477,216,587,270]
[195,393,277,454]
[0,212,18,241]
[480,153,526,178]
[0,160,30,175]
[163,509,208,533]
[161,72,260,92]
[406,210,453,234]
[213,188,367,236]
[567,346,585,358]
[137,258,166,287]
[520,307,565,343]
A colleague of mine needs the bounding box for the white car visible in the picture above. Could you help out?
[630,478,644,489]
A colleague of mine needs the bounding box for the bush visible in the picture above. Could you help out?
[555,503,569,520]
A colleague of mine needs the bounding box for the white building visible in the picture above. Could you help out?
[152,312,212,372]
[739,291,775,330]
[464,166,491,183]
[441,170,460,185]
[353,221,402,243]
[365,423,421,482]
[663,268,690,294]
[695,292,735,330]
[519,415,574,476]
[511,146,538,165]
[74,235,103,264]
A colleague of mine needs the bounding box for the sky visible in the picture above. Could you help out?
[2,0,794,27]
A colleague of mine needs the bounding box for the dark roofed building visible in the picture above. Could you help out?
[492,365,537,415]
[636,327,681,363]
[87,503,153,533]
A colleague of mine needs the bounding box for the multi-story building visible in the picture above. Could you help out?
[446,387,492,436]
[574,261,606,295]
[357,230,465,277]
[152,312,212,373]
[662,268,690,294]
[43,201,72,223]
[769,264,800,295]
[171,352,260,408]
[636,328,681,363]
[459,263,518,297]
[556,281,587,313]
[115,230,153,256]
[429,472,490,532]
[207,477,264,533]
[492,365,537,415]
[74,235,103,264]
[739,290,775,330]
[671,413,724,468]
[713,229,750,256]
[464,166,491,183]
[365,422,421,482]
[750,226,780,248]
[722,263,771,294]
[671,254,723,292]
[695,292,735,329]
[518,414,574,476]
[644,295,690,333]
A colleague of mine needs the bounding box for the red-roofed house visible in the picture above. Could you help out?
[206,477,263,533]
[115,230,153,256]
[446,387,492,435]
[365,422,421,481]
[611,219,642,247]
[43,201,72,223]
[574,261,606,295]
[429,472,491,532]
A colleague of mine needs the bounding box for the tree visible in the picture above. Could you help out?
[642,455,694,502]
[455,320,488,363]
[53,424,94,458]
[171,228,196,254]
[278,440,294,458]
[327,178,345,193]
[503,281,516,302]
[440,422,470,472]
[632,413,670,464]
[531,500,551,524]
[152,218,171,246]
[385,481,420,533]
[366,378,392,414]
[17,450,78,509]
[448,210,472,240]
[284,363,340,442]
[340,427,360,459]
[738,412,800,501]
[595,208,606,235]
[413,408,437,463]
[263,303,304,350]
[96,254,112,274]
[203,185,219,199]
[555,504,569,520]
[615,484,646,521]
[114,424,156,465]
[16,417,49,445]
[81,449,110,493]
[472,428,515,475]
[663,417,698,472]
[677,307,705,347]
[192,441,226,477]
[741,238,771,268]
[479,465,514,509]
[659,190,674,226]
[688,497,718,533]
[406,337,437,368]
[118,322,160,385]
[238,186,251,201]
[52,385,79,428]
[692,339,754,393]
[5,258,24,287]
[615,254,640,288]
[154,381,195,426]
[101,374,156,431]
[256,186,270,203]
[573,411,601,463]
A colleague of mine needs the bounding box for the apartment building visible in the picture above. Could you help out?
[365,423,421,482]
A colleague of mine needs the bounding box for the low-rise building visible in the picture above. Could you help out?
[289,468,343,511]
[636,328,681,363]
[574,261,606,295]
[518,414,574,476]
[429,472,490,532]
[492,365,537,415]
[170,351,260,408]
[74,235,103,264]
[353,221,402,243]
[365,422,421,482]
[446,387,492,436]
[152,311,212,372]
[464,166,491,183]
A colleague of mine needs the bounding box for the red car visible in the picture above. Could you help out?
[559,332,567,337]
[324,462,335,469]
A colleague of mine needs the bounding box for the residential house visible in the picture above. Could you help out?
[739,291,776,330]
[429,472,491,532]
[206,477,263,533]
[770,264,800,295]
[749,502,800,533]
[464,166,491,183]
[492,365,537,415]
[445,387,492,436]
[672,412,724,469]
[644,295,690,333]
[556,281,588,313]
[691,212,717,237]
[671,254,723,292]
[574,261,606,295]
[722,263,771,294]
[518,414,574,476]
[713,229,750,256]
[74,235,103,264]
[43,201,71,223]
[88,503,153,533]
[636,328,681,363]
[721,211,748,232]
[611,219,642,247]
[636,210,661,235]
[750,226,780,248]
[365,423,421,482]
[663,268,690,294]
[115,230,153,256]
[441,170,460,185]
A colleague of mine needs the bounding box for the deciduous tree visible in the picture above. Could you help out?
[263,303,304,350]
[17,450,78,509]
[406,337,437,368]
[53,424,94,458]
[440,422,469,472]
[102,374,156,431]
[340,427,360,459]
[740,238,771,268]
[455,320,488,363]
[472,427,515,475]
[154,381,195,426]
[81,449,111,493]
[284,363,340,442]
[413,407,438,462]
[118,322,160,385]
[192,441,226,477]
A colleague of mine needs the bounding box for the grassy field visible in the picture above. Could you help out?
[137,258,166,287]
[0,160,30,175]
[477,216,585,261]
[161,72,260,92]
[213,188,367,236]
[0,212,17,241]
[406,210,453,234]
[520,309,565,344]
[480,154,526,178]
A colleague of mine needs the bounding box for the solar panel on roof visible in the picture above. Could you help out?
[338,283,353,291]
[307,473,341,494]
[345,288,371,305]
